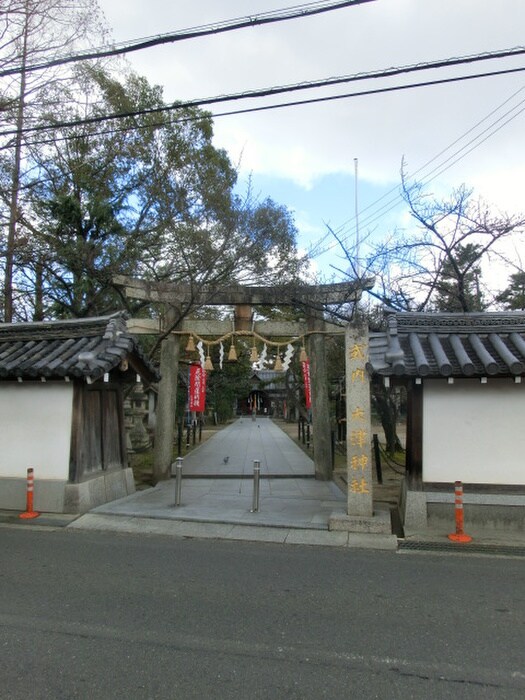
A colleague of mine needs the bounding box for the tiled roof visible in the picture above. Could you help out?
[251,370,286,391]
[0,312,159,382]
[368,311,525,378]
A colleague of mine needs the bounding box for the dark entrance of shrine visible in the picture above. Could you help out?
[241,389,271,416]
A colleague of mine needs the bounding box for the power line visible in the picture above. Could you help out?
[357,85,525,222]
[309,91,525,257]
[1,46,524,140]
[416,106,525,185]
[0,0,377,78]
[353,94,525,233]
[310,88,525,259]
[3,64,525,155]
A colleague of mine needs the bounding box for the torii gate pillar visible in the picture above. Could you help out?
[308,314,332,480]
[153,305,180,482]
[234,304,253,331]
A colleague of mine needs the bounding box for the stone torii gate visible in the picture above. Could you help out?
[116,275,389,534]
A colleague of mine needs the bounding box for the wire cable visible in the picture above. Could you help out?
[1,47,525,140]
[0,0,377,78]
[339,96,525,244]
[310,85,525,258]
[311,84,525,255]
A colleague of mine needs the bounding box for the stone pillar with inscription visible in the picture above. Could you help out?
[329,321,392,535]
[345,323,373,517]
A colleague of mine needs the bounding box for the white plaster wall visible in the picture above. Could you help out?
[423,379,525,485]
[0,382,74,480]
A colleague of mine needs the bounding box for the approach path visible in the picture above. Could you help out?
[182,415,314,477]
[76,417,372,543]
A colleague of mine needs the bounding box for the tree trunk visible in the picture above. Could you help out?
[4,18,28,322]
[371,380,403,455]
[34,256,44,321]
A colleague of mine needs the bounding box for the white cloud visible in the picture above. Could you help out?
[99,0,525,215]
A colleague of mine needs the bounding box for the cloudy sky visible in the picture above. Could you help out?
[98,0,525,278]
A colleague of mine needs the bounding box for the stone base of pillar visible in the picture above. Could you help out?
[329,506,392,534]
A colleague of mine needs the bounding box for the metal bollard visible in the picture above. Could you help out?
[175,457,183,506]
[251,460,260,512]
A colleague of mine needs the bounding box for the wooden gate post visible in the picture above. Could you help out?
[153,305,180,482]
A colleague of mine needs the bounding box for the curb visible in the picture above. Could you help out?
[67,513,399,550]
[0,511,80,528]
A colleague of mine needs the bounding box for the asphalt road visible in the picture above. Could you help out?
[1,528,524,699]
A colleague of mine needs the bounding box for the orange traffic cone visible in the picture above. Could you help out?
[19,468,40,520]
[447,480,471,543]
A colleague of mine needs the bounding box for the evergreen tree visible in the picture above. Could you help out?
[433,243,484,312]
[5,65,303,319]
[497,271,525,310]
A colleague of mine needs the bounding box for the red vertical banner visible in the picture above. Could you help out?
[189,364,206,412]
[301,360,311,409]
